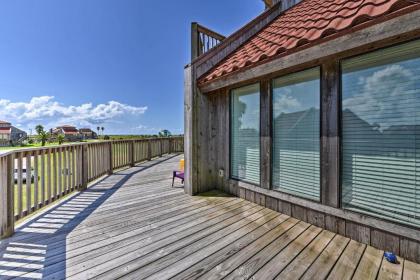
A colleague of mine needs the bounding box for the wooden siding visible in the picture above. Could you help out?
[0,154,418,279]
[234,183,420,264]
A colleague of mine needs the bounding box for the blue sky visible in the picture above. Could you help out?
[0,0,264,135]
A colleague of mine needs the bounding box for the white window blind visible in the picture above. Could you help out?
[231,84,260,185]
[342,39,420,227]
[272,68,320,200]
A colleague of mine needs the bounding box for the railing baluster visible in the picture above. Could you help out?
[63,147,67,194]
[94,144,98,178]
[40,150,45,207]
[58,147,62,198]
[53,148,58,200]
[47,149,52,203]
[41,149,45,208]
[17,153,23,219]
[78,146,82,188]
[71,146,75,190]
[25,152,32,215]
[34,151,39,211]
[66,147,71,193]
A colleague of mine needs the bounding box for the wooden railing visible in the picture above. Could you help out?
[0,136,184,237]
[191,23,225,60]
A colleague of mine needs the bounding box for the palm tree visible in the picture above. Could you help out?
[101,127,104,138]
[97,126,100,137]
[57,134,65,145]
[38,130,49,146]
[35,125,44,135]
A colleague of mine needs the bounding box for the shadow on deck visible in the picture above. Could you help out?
[0,154,184,279]
[0,153,419,279]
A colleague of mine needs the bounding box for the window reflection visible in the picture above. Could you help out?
[231,84,260,185]
[342,40,420,226]
[272,68,320,200]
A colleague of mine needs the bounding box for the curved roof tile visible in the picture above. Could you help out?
[200,0,420,84]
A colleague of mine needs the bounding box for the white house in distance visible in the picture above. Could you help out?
[0,120,27,146]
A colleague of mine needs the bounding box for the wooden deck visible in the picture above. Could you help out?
[0,154,419,279]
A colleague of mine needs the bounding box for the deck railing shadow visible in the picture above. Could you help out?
[0,154,181,279]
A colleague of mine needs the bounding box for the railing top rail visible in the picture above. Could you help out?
[0,136,184,158]
[196,23,226,42]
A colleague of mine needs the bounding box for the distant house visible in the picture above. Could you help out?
[0,120,27,146]
[79,128,98,140]
[52,125,82,142]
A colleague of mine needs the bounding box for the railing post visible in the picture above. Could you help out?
[147,139,152,161]
[81,144,88,190]
[191,22,199,61]
[0,154,14,238]
[129,140,135,167]
[107,141,113,175]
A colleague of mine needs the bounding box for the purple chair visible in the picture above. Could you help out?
[172,171,184,187]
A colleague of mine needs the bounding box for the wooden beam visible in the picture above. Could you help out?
[260,79,272,189]
[320,60,340,208]
[196,24,225,42]
[191,23,199,61]
[184,65,196,195]
[0,154,14,238]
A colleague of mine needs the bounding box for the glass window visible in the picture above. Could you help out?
[272,68,320,200]
[231,84,260,185]
[342,39,420,227]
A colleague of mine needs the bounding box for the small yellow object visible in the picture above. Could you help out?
[179,158,184,171]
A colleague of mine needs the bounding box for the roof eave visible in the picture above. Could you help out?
[199,7,420,93]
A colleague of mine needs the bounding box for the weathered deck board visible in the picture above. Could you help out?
[0,154,418,279]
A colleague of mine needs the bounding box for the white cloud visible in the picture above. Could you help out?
[273,91,302,116]
[0,96,147,131]
[136,124,148,130]
[135,124,163,134]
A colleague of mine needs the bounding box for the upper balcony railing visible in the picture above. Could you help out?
[0,136,184,237]
[191,23,226,61]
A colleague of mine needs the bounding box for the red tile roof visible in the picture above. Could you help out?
[56,125,79,135]
[62,127,79,134]
[0,127,11,134]
[201,0,420,84]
